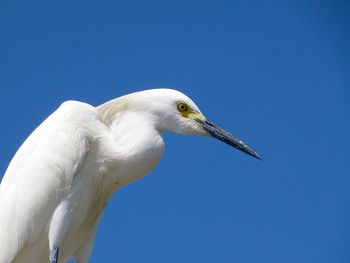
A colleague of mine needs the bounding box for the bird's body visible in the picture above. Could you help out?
[0,89,261,263]
[0,98,165,263]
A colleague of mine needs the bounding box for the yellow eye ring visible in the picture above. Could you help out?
[177,103,188,112]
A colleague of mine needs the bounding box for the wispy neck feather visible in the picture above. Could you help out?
[97,94,139,125]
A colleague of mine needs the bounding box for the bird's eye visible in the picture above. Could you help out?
[177,103,188,112]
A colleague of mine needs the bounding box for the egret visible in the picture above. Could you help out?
[0,89,261,263]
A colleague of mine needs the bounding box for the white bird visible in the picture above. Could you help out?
[0,89,261,263]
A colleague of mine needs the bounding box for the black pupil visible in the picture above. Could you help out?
[180,104,185,110]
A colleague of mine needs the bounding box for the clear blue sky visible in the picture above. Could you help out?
[0,0,349,262]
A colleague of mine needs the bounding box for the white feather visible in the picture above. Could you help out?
[0,89,204,263]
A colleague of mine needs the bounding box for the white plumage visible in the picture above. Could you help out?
[0,89,260,263]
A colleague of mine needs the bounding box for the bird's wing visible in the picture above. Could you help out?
[0,101,97,263]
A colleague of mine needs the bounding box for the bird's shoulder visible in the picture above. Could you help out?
[1,100,99,185]
[53,100,98,123]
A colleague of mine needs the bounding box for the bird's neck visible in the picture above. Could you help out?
[106,111,165,186]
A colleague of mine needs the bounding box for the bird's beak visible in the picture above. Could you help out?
[195,118,262,160]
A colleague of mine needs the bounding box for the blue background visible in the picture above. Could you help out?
[0,0,349,262]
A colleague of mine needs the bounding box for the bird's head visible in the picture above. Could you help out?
[98,88,262,160]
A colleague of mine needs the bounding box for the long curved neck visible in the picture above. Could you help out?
[107,111,165,186]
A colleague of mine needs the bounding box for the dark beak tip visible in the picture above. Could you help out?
[245,149,263,161]
[254,153,264,161]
